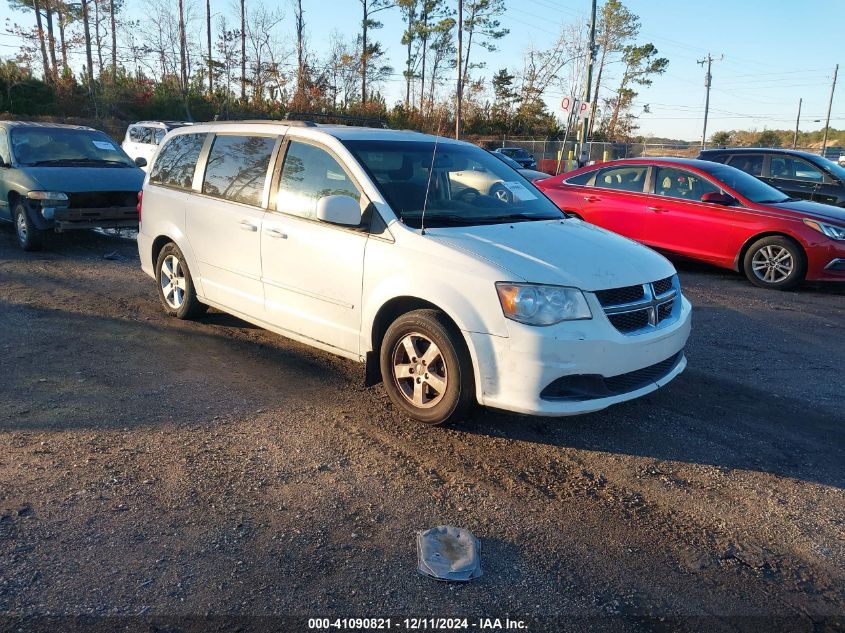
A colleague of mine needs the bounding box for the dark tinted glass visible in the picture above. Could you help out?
[770,156,823,182]
[727,154,764,176]
[655,167,719,200]
[699,163,789,203]
[202,135,276,206]
[149,133,206,189]
[564,171,593,185]
[594,166,648,193]
[344,139,561,229]
[10,127,135,167]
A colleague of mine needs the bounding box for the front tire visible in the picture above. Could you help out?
[14,201,44,251]
[155,243,207,319]
[379,309,475,426]
[742,236,806,290]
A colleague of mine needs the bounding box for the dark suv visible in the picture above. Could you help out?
[697,147,845,208]
[493,147,537,169]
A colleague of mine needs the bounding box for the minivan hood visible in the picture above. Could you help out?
[769,198,845,224]
[427,219,675,290]
[26,166,145,193]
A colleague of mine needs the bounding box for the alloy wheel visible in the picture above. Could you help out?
[160,254,187,309]
[15,211,27,244]
[391,332,448,409]
[751,245,793,284]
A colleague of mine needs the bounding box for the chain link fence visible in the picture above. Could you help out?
[471,136,828,175]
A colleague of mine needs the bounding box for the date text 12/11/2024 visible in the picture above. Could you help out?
[308,618,529,630]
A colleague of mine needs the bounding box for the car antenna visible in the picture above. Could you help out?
[420,111,447,236]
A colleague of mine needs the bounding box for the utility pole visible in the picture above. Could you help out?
[792,98,802,149]
[698,54,718,149]
[455,0,463,139]
[821,64,838,158]
[578,0,597,165]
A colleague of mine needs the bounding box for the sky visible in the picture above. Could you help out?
[0,0,843,142]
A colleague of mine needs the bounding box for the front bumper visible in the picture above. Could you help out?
[467,296,692,416]
[51,206,139,231]
[807,238,845,281]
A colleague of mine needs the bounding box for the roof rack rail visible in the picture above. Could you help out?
[285,112,388,129]
[206,116,317,127]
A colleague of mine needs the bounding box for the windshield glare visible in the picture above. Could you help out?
[343,140,562,228]
[11,127,135,167]
[819,155,845,181]
[702,163,790,203]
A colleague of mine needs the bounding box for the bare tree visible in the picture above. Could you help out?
[358,0,393,105]
[459,0,507,96]
[109,0,117,78]
[292,0,306,100]
[240,0,246,101]
[206,0,212,96]
[244,2,283,104]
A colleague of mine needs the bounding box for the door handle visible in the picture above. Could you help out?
[239,220,258,232]
[265,228,288,239]
[583,195,600,202]
[648,206,668,213]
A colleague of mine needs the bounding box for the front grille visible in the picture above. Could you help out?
[66,191,137,209]
[653,276,674,296]
[595,284,644,307]
[595,275,680,336]
[608,310,650,333]
[540,351,684,401]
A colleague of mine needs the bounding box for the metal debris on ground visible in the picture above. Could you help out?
[417,525,482,582]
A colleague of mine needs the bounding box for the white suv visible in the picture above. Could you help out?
[137,121,691,425]
[122,121,191,171]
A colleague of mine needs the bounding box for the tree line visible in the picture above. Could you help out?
[2,0,670,141]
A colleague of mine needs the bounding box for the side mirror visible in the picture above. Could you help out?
[701,191,735,205]
[134,157,148,168]
[316,195,361,226]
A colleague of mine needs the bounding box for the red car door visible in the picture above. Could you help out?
[645,165,738,267]
[577,164,651,241]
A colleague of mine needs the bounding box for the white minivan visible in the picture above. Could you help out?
[122,121,191,171]
[137,121,692,425]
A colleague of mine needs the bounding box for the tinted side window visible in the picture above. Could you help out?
[139,127,154,144]
[202,135,276,207]
[655,167,719,200]
[128,126,142,142]
[770,156,824,183]
[154,129,166,145]
[149,133,206,190]
[564,171,593,186]
[275,140,361,221]
[594,166,648,193]
[727,154,764,176]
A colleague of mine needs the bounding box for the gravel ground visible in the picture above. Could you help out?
[0,227,843,633]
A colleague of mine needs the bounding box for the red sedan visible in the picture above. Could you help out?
[536,157,845,290]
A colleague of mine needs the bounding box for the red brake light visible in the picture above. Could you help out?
[136,191,143,223]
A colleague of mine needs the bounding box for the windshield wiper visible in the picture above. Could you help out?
[417,213,558,227]
[758,198,794,204]
[28,158,130,167]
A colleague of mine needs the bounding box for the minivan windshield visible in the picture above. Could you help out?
[700,162,790,204]
[343,139,562,228]
[10,127,136,167]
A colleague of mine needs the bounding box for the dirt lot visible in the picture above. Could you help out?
[0,228,843,632]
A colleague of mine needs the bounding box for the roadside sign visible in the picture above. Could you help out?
[561,97,591,119]
[576,101,591,119]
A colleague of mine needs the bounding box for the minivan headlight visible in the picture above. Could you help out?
[804,218,845,240]
[26,191,68,204]
[496,283,592,325]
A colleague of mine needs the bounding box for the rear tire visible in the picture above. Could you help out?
[155,242,207,319]
[742,236,806,290]
[14,201,44,251]
[379,309,475,426]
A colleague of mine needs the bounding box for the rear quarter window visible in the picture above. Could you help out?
[564,171,593,186]
[202,134,277,207]
[149,133,206,190]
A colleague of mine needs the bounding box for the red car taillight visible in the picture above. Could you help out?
[136,191,143,224]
